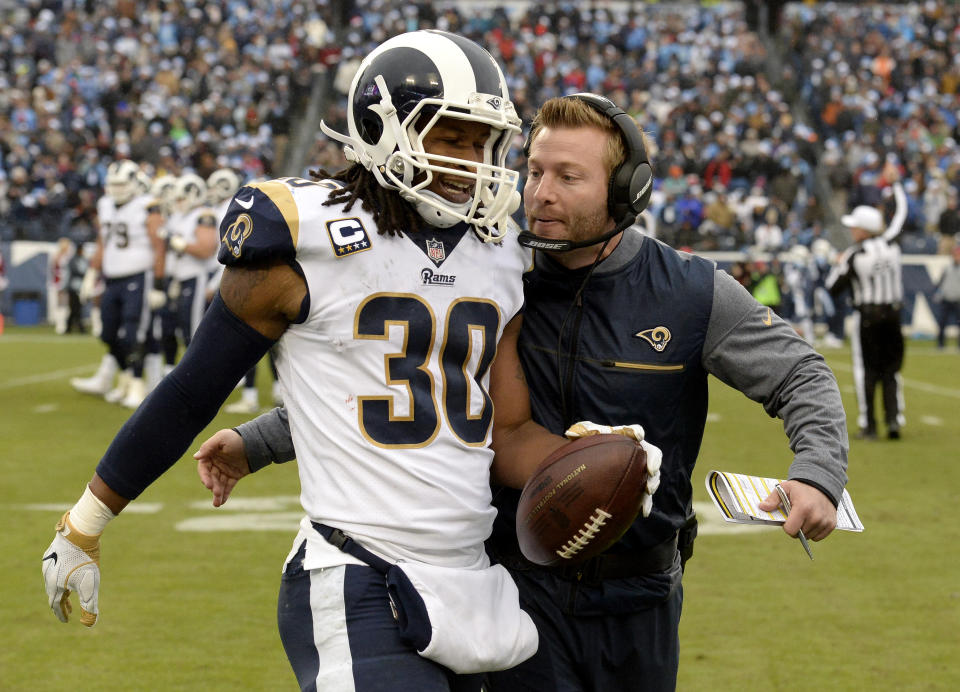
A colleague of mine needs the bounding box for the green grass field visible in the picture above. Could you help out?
[2,326,958,691]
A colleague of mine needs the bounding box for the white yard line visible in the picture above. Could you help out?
[829,361,960,399]
[0,334,92,343]
[0,365,96,390]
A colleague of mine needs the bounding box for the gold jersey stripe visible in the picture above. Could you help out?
[248,180,300,247]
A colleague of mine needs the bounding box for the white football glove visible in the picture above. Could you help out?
[148,288,167,310]
[42,512,101,627]
[79,268,99,303]
[168,235,188,254]
[565,421,663,518]
[167,279,181,302]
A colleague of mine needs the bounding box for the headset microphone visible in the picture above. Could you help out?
[517,215,634,252]
[518,93,653,253]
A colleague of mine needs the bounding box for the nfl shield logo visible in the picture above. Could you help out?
[427,239,445,264]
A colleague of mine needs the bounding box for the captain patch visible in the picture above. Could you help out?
[327,218,371,257]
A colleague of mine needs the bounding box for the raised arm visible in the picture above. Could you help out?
[881,180,907,243]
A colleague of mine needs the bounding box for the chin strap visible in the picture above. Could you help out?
[407,190,470,228]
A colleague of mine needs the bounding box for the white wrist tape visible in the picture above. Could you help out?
[67,485,116,536]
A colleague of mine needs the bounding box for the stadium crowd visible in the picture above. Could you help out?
[3,2,959,253]
[3,1,960,350]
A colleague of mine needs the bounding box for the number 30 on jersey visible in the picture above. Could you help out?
[355,294,500,449]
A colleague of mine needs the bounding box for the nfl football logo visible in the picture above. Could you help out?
[427,239,446,264]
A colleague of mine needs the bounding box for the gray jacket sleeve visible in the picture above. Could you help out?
[702,270,849,504]
[234,407,296,473]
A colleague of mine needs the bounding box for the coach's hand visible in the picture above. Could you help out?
[758,480,838,541]
[565,421,663,517]
[195,429,250,507]
[42,512,101,627]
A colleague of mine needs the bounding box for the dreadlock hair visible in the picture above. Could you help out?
[309,163,421,238]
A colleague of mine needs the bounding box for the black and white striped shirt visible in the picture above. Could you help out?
[826,236,903,307]
[827,181,906,308]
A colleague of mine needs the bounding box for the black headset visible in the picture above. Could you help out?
[518,92,653,252]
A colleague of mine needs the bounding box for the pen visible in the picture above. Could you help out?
[775,483,814,560]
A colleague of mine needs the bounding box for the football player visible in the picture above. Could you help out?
[42,32,642,690]
[781,243,815,343]
[204,167,242,301]
[70,160,167,408]
[142,174,179,390]
[163,173,218,354]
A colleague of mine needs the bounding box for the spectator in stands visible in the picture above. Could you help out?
[702,187,741,249]
[754,207,785,253]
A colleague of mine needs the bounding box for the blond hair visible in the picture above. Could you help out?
[527,97,625,176]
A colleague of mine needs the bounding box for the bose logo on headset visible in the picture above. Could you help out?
[519,93,653,252]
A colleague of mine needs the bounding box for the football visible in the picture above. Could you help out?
[516,434,650,568]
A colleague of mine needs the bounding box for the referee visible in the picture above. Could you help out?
[827,181,906,440]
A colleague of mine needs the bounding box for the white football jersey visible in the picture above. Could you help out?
[167,206,217,281]
[207,198,232,274]
[97,193,155,278]
[219,177,531,569]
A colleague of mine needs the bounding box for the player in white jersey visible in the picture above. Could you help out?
[141,175,179,390]
[781,243,815,343]
[163,173,218,352]
[41,31,612,690]
[205,168,241,293]
[70,160,166,407]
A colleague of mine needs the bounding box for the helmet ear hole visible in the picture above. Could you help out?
[357,115,383,147]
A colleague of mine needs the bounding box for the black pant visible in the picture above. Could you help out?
[858,304,904,432]
[938,300,959,348]
[66,289,85,333]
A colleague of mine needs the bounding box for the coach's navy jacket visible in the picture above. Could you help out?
[490,231,714,565]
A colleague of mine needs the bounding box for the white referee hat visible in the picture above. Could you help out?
[841,205,884,234]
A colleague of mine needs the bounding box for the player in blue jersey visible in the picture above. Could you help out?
[204,94,849,691]
[41,32,621,691]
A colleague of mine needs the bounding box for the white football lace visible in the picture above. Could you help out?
[555,508,612,559]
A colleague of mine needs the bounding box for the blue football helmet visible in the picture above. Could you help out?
[105,160,141,205]
[320,30,521,241]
